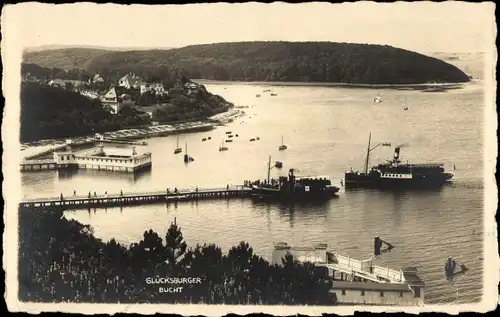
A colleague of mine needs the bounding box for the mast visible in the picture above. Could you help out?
[267,155,271,184]
[364,133,372,174]
[176,136,179,148]
[185,142,187,155]
[281,135,284,146]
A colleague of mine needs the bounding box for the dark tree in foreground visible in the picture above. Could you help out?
[18,207,335,304]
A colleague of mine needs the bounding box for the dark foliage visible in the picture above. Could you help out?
[20,82,150,143]
[23,41,470,84]
[18,208,335,304]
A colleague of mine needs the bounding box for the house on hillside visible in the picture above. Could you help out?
[118,73,143,89]
[101,86,120,114]
[185,82,199,96]
[92,74,105,84]
[168,81,185,96]
[79,89,99,100]
[140,83,166,95]
[49,79,87,89]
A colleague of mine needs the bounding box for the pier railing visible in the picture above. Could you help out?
[20,159,55,165]
[20,185,252,209]
[325,253,405,284]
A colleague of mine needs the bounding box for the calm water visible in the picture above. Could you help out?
[22,55,486,304]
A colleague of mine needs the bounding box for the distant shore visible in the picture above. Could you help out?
[194,79,469,89]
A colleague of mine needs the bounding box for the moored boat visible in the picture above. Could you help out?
[174,136,182,154]
[219,139,228,152]
[278,135,287,151]
[252,156,340,200]
[183,143,194,163]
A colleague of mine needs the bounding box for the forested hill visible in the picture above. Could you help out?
[23,41,470,84]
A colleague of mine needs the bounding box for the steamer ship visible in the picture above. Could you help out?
[344,133,454,189]
[252,156,340,200]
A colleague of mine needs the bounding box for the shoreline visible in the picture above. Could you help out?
[194,79,470,89]
[21,109,246,156]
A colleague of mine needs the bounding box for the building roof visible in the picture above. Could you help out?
[119,73,142,87]
[403,269,426,286]
[331,281,412,292]
[103,87,118,100]
[273,242,328,250]
[49,79,86,86]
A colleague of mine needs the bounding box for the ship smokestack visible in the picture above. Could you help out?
[394,147,401,161]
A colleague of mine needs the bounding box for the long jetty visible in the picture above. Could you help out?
[20,185,252,210]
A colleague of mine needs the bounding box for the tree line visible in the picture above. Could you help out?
[24,41,471,84]
[18,207,336,304]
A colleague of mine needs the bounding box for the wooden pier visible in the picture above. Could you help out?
[20,186,252,210]
[20,159,58,171]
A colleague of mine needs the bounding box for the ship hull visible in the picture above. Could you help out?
[344,172,453,189]
[251,186,339,200]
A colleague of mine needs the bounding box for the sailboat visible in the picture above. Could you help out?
[174,136,182,154]
[278,135,287,151]
[374,92,383,103]
[184,143,194,163]
[403,97,409,110]
[219,139,228,151]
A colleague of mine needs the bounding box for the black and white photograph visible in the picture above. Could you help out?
[2,2,498,314]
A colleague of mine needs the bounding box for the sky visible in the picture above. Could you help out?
[3,2,496,54]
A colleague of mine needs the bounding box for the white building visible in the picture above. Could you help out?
[118,73,143,89]
[271,243,425,306]
[101,87,120,114]
[48,79,87,89]
[140,83,166,95]
[53,144,152,173]
[92,74,105,83]
[79,89,99,99]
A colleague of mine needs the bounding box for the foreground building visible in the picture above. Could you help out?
[271,242,425,306]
